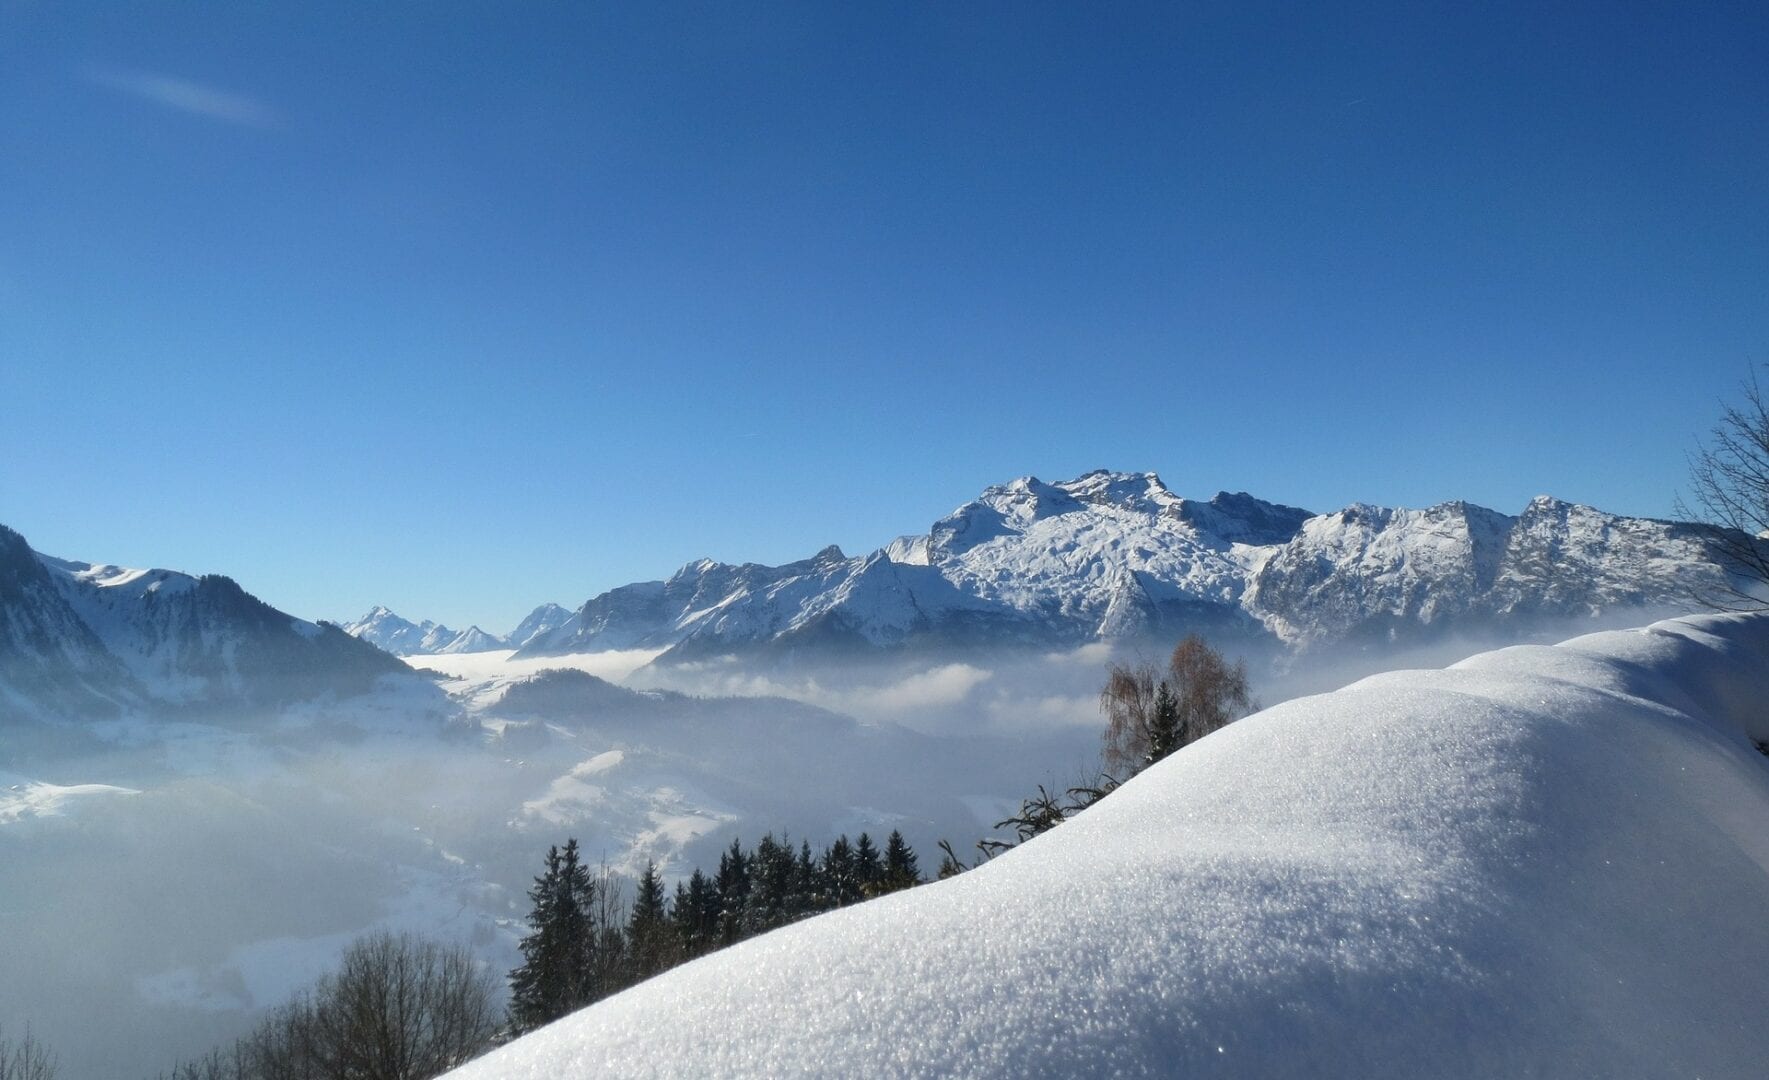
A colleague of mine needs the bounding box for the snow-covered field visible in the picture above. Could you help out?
[451,613,1769,1079]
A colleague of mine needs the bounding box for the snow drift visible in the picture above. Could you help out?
[451,612,1769,1079]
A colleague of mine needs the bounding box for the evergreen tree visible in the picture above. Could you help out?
[669,879,693,955]
[672,869,719,958]
[792,839,822,919]
[508,839,597,1033]
[627,859,670,981]
[714,837,750,944]
[823,835,861,906]
[1146,680,1181,766]
[883,829,920,891]
[854,832,882,895]
[748,833,797,933]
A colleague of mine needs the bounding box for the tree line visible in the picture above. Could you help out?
[143,827,927,1079]
[508,828,922,1033]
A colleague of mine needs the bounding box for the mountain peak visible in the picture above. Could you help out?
[494,473,1728,664]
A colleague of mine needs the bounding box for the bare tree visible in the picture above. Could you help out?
[0,1025,57,1080]
[307,932,498,1080]
[1099,660,1159,779]
[1101,634,1251,777]
[1681,372,1769,608]
[160,932,497,1080]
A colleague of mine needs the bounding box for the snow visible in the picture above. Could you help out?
[342,606,509,655]
[450,612,1769,1079]
[514,471,1726,663]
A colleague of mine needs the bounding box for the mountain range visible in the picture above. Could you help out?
[0,524,419,720]
[339,603,576,656]
[2,470,1736,719]
[499,470,1729,665]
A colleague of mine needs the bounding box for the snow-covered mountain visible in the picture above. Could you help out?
[505,602,573,650]
[340,606,507,656]
[340,604,572,656]
[451,613,1769,1079]
[517,470,1729,664]
[0,525,423,719]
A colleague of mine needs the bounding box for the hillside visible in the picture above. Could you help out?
[453,612,1769,1079]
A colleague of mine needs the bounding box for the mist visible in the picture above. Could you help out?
[0,605,1691,1076]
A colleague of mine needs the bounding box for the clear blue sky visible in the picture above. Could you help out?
[2,2,1765,632]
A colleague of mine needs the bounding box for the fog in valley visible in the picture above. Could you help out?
[0,609,1682,1077]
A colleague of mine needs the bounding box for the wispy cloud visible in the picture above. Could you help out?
[82,66,274,127]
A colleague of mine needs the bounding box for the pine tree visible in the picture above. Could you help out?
[854,832,882,895]
[507,839,597,1033]
[823,835,861,906]
[1146,680,1181,766]
[714,837,750,944]
[748,833,797,933]
[792,839,822,919]
[883,829,920,891]
[627,859,670,982]
[672,869,718,958]
[669,879,693,956]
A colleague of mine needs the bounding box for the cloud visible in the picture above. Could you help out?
[632,660,994,727]
[866,664,994,713]
[82,66,274,126]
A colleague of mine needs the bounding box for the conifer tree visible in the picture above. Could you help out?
[792,839,822,918]
[883,829,920,891]
[715,838,750,944]
[823,835,861,906]
[507,839,597,1034]
[748,833,797,933]
[1146,680,1181,766]
[669,879,693,953]
[628,859,670,981]
[672,869,719,958]
[855,832,882,895]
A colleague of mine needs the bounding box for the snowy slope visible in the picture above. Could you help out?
[452,612,1769,1079]
[516,470,1728,663]
[506,603,573,649]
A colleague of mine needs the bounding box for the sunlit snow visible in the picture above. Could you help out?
[452,613,1769,1079]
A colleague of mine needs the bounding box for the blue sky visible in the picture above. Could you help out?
[2,2,1765,632]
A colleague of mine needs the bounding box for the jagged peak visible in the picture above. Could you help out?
[1330,502,1391,525]
[1058,470,1183,514]
[667,558,722,586]
[1522,494,1584,514]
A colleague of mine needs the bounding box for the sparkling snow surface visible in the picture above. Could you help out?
[451,613,1769,1079]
